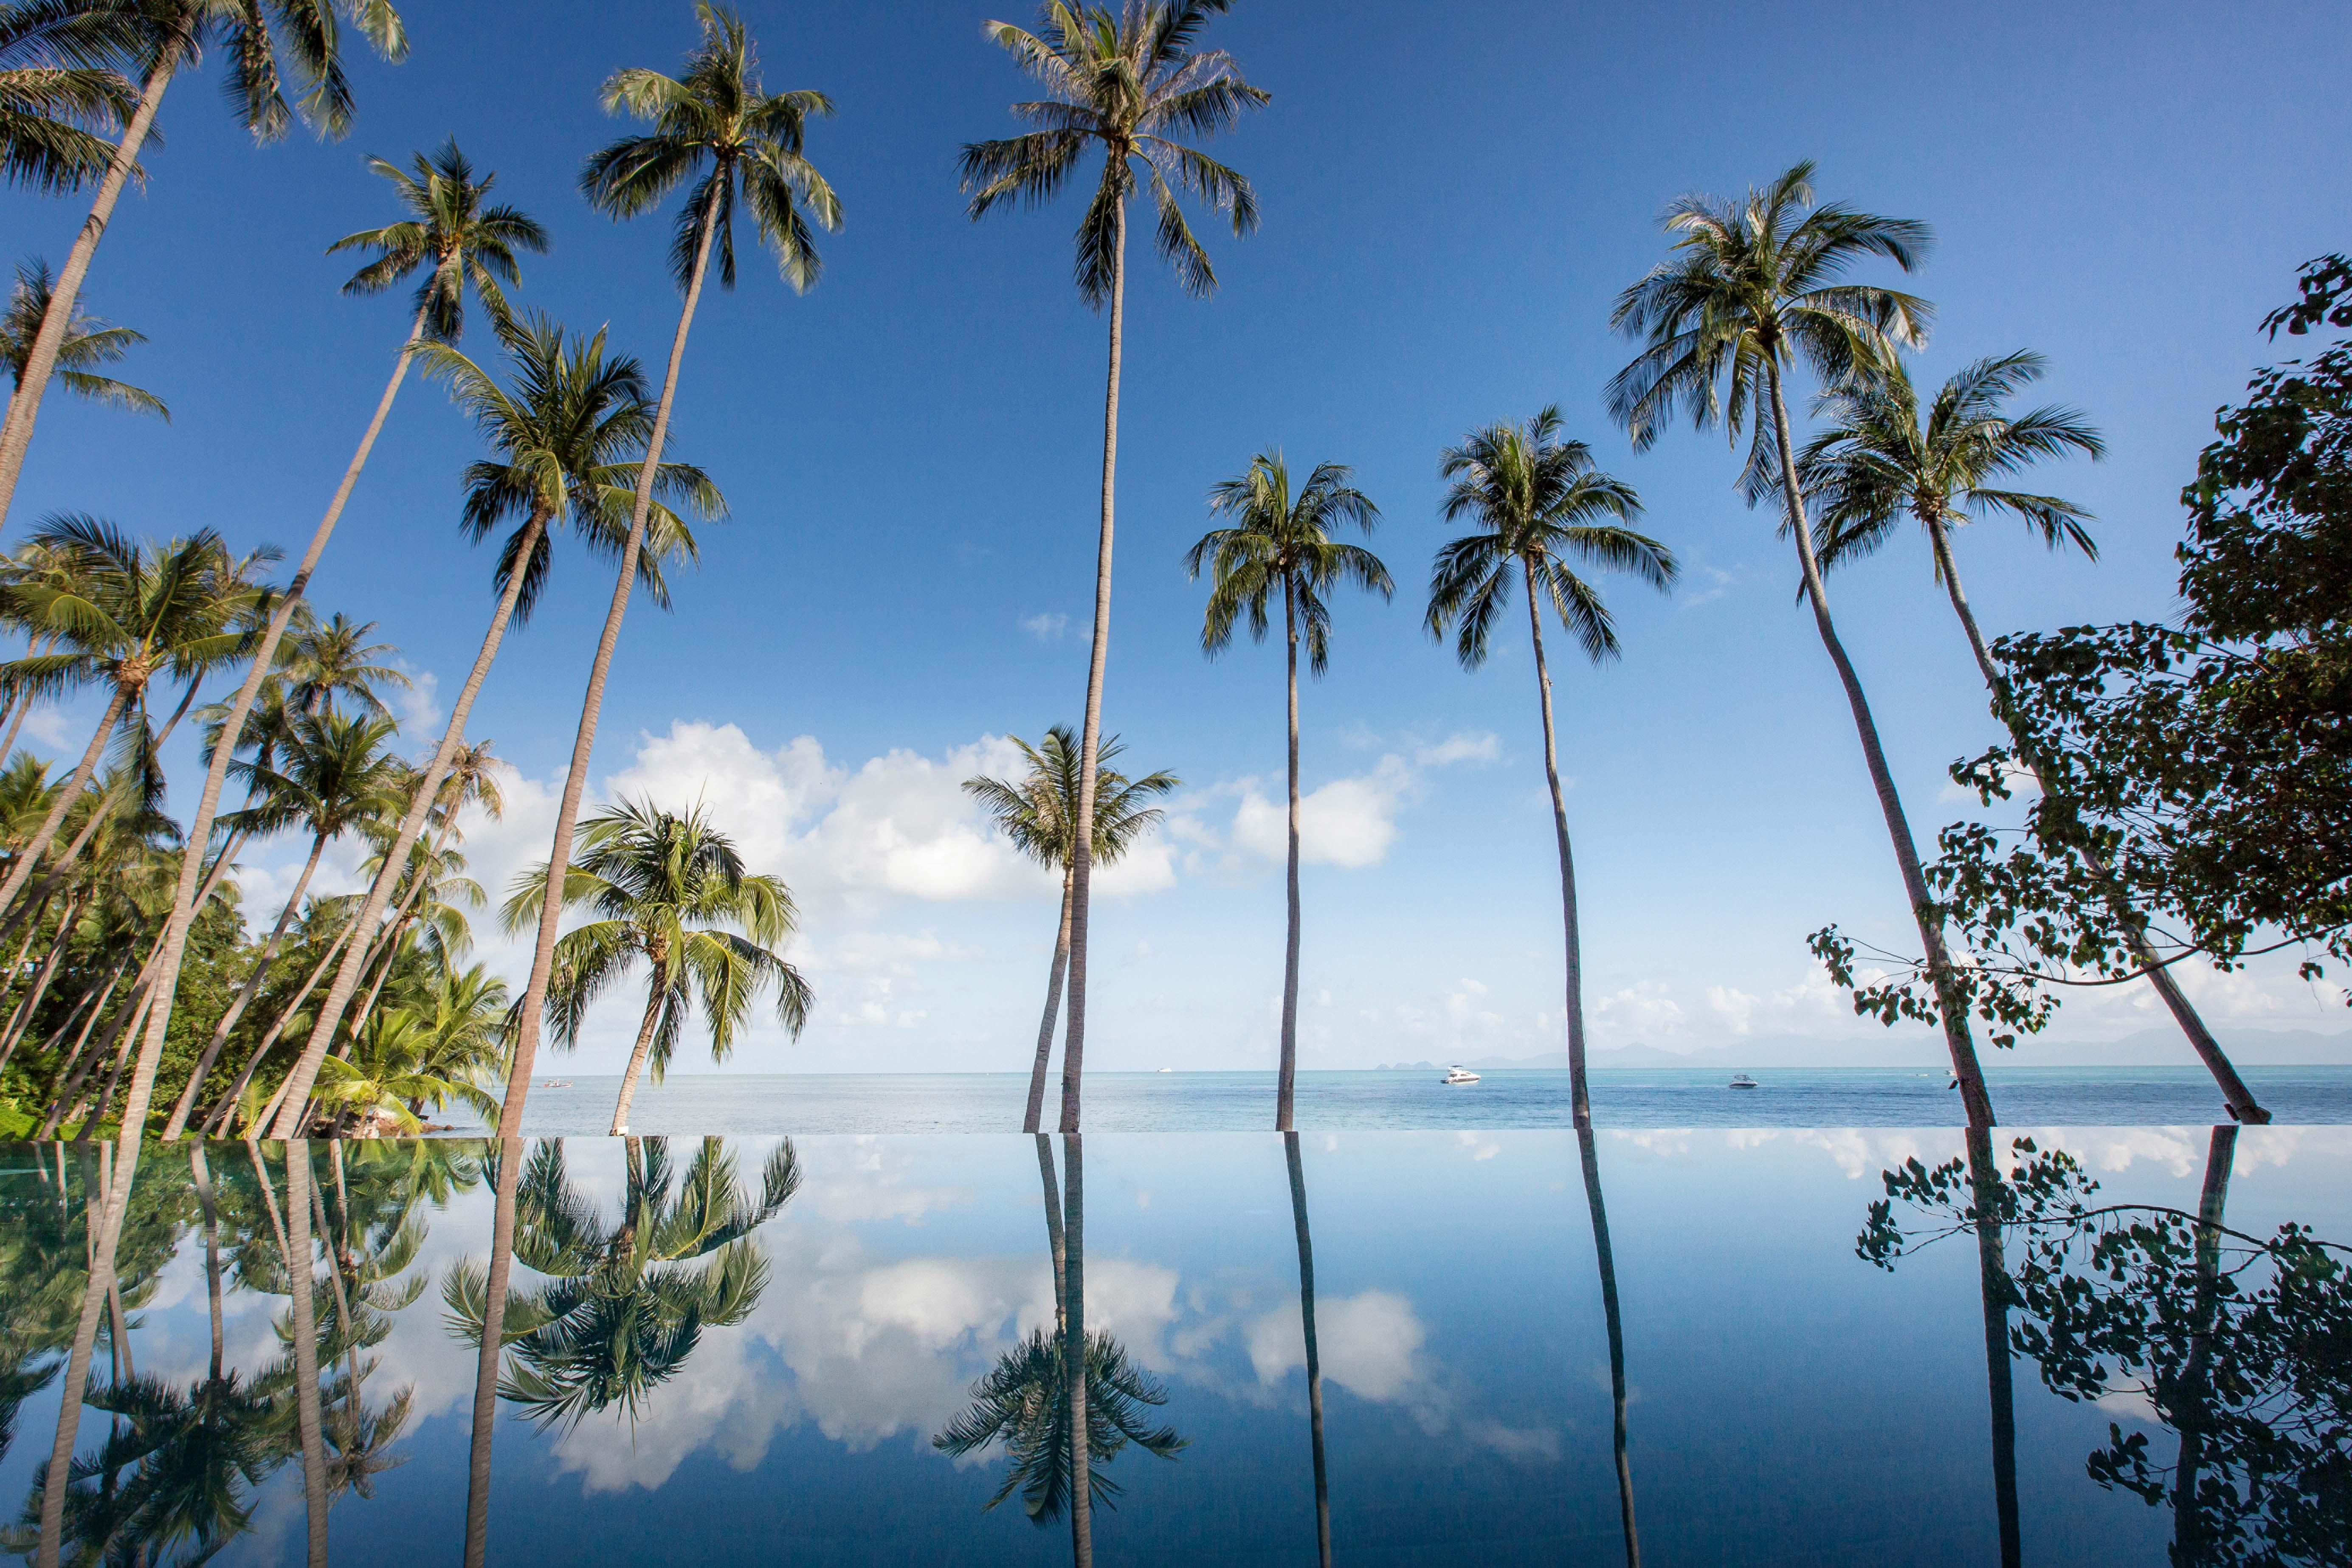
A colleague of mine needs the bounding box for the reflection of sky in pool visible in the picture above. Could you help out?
[5,1127,2346,1565]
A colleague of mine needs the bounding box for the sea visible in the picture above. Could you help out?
[485,1064,2352,1135]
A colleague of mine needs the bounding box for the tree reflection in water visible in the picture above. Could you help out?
[1284,1132,1332,1568]
[1577,1126,1642,1568]
[1862,1129,2352,1565]
[448,1135,798,1431]
[934,1134,1183,1563]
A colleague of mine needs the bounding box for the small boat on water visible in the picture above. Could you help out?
[1442,1065,1481,1085]
[536,1079,573,1089]
[1157,1067,1174,1073]
[1728,1073,1758,1089]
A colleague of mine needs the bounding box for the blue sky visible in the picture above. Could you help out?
[6,0,2350,1073]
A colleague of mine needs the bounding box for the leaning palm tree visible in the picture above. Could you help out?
[1425,411,1676,1128]
[163,709,407,1139]
[1605,160,2000,1127]
[0,0,140,197]
[1,259,165,420]
[961,0,1266,1134]
[1791,354,2268,1124]
[265,314,716,1138]
[273,609,408,719]
[496,2,839,1137]
[0,0,412,529]
[121,133,545,1150]
[1187,453,1389,1131]
[963,727,1176,1132]
[503,799,811,1136]
[0,517,245,923]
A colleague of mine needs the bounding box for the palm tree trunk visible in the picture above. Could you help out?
[1575,1126,1641,1566]
[1922,514,2266,1123]
[42,976,148,1140]
[1963,1126,2021,1568]
[29,950,135,1135]
[72,981,148,1140]
[118,300,434,1149]
[1024,868,1075,1134]
[0,792,111,950]
[206,914,360,1137]
[1521,562,1593,1127]
[0,680,127,921]
[31,1135,138,1568]
[0,35,183,529]
[0,889,81,1059]
[1035,1133,1067,1325]
[1764,362,1996,1126]
[189,1145,223,1382]
[348,802,470,1039]
[263,1144,329,1566]
[609,964,668,1136]
[268,509,548,1136]
[499,186,726,1139]
[1278,577,1303,1132]
[2172,1123,2236,1557]
[1283,1132,1332,1568]
[146,670,201,749]
[1060,200,1127,1137]
[0,938,119,1081]
[1064,1132,1091,1567]
[463,1137,523,1568]
[163,832,327,1139]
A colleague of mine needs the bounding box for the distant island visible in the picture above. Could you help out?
[1371,1027,2352,1073]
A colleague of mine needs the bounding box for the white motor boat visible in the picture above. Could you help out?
[1728,1073,1758,1089]
[1442,1065,1481,1085]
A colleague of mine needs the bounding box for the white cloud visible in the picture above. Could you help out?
[1231,754,1414,869]
[392,660,442,738]
[1414,731,1500,768]
[1019,612,1070,642]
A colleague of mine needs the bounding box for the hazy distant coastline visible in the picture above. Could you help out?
[1376,1026,2352,1073]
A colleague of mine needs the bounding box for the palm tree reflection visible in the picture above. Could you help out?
[1964,1126,2022,1568]
[1284,1132,1332,1568]
[935,1135,1182,1562]
[1577,1126,1641,1568]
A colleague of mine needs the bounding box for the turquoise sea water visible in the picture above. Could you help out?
[494,1064,2352,1135]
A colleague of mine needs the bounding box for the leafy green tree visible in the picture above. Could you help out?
[1424,411,1675,1127]
[1606,161,2003,1126]
[1,259,164,420]
[963,727,1176,1132]
[124,129,545,1149]
[1186,453,1388,1130]
[445,1137,798,1430]
[0,0,139,196]
[266,314,714,1138]
[960,0,1265,1133]
[505,799,810,1136]
[500,1,838,1136]
[0,0,411,528]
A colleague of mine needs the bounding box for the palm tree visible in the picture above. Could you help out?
[0,518,245,924]
[1605,160,2000,1126]
[120,129,544,1149]
[0,0,138,197]
[1424,412,1676,1128]
[327,138,546,343]
[273,608,408,719]
[163,710,407,1139]
[267,315,715,1138]
[1187,453,1388,1130]
[961,0,1265,1133]
[342,746,503,1042]
[0,0,411,527]
[1,259,165,421]
[505,799,808,1136]
[1791,354,2270,1124]
[963,727,1176,1132]
[445,1137,799,1430]
[497,1,839,1137]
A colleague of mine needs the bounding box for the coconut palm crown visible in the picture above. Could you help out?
[1,258,165,418]
[964,727,1177,877]
[1187,453,1391,673]
[327,138,550,344]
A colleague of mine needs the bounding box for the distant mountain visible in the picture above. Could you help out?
[1451,1027,2352,1072]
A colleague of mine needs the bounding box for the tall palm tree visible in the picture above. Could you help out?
[1605,160,2000,1126]
[0,0,139,196]
[121,131,542,1150]
[267,315,715,1138]
[1424,412,1676,1128]
[163,709,406,1139]
[0,0,411,529]
[1792,354,2270,1124]
[499,1,838,1137]
[342,744,502,1042]
[273,608,407,719]
[963,726,1176,1132]
[0,517,245,923]
[445,1137,798,1430]
[1188,453,1388,1130]
[504,799,810,1136]
[1,259,165,421]
[961,0,1265,1133]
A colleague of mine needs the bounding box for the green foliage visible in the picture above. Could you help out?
[1187,451,1390,676]
[933,1326,1185,1522]
[962,726,1177,874]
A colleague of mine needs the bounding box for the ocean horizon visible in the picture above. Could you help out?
[475,1064,2352,1136]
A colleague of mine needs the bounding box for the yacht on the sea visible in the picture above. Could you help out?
[1443,1065,1481,1085]
[1728,1073,1758,1089]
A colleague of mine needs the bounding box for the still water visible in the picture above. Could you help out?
[3,1126,2345,1564]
